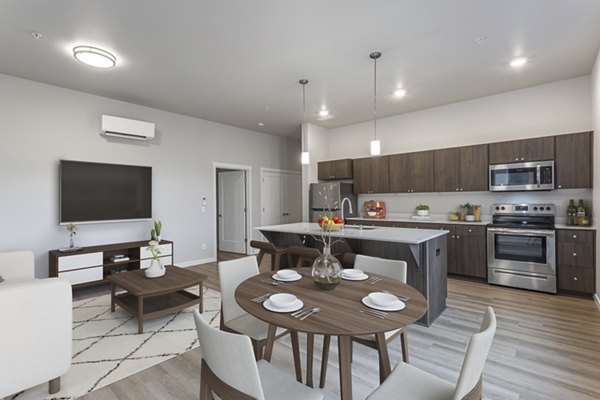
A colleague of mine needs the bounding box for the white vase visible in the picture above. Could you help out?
[156,235,161,242]
[145,258,165,278]
[417,210,429,216]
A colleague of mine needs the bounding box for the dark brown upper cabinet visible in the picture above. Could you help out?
[353,156,390,194]
[318,159,353,181]
[434,144,488,192]
[489,137,554,164]
[555,132,592,189]
[389,150,434,193]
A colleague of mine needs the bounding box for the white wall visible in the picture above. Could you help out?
[0,73,300,277]
[301,123,329,221]
[592,49,600,301]
[325,75,592,159]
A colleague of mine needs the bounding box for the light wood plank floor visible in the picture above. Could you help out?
[82,253,600,400]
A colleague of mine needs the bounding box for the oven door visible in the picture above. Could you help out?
[487,227,555,275]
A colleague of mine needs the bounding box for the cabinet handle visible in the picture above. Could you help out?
[456,235,461,239]
[573,253,577,257]
[456,188,459,191]
[573,234,577,239]
[460,188,463,191]
[468,229,472,233]
[515,157,519,161]
[573,277,578,281]
[521,157,524,161]
[451,235,455,239]
[558,185,562,189]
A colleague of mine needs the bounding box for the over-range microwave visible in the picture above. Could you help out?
[489,160,554,191]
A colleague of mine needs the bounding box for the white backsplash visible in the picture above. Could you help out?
[358,189,592,223]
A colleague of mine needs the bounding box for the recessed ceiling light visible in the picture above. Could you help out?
[510,57,527,68]
[319,108,329,117]
[73,46,117,68]
[31,32,43,40]
[257,122,264,127]
[394,88,407,98]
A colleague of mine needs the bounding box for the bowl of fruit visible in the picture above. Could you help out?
[318,215,344,231]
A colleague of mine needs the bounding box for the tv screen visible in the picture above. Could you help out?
[60,160,152,224]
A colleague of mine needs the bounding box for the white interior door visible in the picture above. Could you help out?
[261,172,283,226]
[218,170,246,254]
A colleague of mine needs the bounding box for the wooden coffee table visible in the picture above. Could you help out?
[107,266,206,333]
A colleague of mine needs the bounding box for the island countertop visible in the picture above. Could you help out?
[256,222,449,245]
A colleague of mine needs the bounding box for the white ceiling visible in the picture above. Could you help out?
[1,1,600,138]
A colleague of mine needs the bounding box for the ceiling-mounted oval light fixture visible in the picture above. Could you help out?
[73,46,117,68]
[370,51,382,156]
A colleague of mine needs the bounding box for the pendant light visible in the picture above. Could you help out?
[370,51,382,156]
[300,79,310,165]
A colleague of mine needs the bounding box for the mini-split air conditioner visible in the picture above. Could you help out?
[101,115,155,141]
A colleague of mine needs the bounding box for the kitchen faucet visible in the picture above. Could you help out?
[341,197,353,223]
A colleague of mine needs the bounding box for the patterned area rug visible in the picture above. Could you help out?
[11,286,221,400]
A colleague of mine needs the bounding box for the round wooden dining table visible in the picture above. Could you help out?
[235,268,427,400]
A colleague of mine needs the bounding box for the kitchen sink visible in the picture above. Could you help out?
[343,225,377,230]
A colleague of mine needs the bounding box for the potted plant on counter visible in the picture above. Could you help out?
[416,204,430,216]
[460,203,475,221]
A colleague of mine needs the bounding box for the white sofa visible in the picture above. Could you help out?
[0,250,72,398]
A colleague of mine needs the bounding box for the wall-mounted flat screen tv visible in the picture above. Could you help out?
[60,160,152,224]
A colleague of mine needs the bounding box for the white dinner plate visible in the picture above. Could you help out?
[272,273,302,282]
[342,273,369,281]
[361,296,405,312]
[263,299,304,313]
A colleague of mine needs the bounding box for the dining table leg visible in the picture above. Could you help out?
[338,335,353,400]
[263,324,277,361]
[290,330,303,382]
[374,332,392,383]
[306,333,314,387]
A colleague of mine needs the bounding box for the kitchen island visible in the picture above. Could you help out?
[257,222,449,326]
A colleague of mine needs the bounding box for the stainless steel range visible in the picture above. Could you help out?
[487,203,556,293]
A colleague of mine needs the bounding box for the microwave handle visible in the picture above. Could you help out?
[536,164,541,187]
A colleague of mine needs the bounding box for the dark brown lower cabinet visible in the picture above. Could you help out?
[556,229,595,294]
[346,220,486,279]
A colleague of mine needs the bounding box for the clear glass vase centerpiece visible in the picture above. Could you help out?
[311,244,342,290]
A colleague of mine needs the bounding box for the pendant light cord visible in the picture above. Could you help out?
[373,55,377,141]
[300,79,308,152]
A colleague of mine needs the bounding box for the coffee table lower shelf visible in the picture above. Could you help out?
[114,290,201,333]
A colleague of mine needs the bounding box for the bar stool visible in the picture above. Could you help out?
[288,246,321,268]
[249,240,288,272]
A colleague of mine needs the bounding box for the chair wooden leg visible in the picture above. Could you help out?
[291,331,303,383]
[319,335,331,388]
[252,339,263,360]
[273,253,282,272]
[400,330,409,363]
[256,251,265,267]
[287,252,294,268]
[200,366,211,400]
[49,377,60,394]
[306,333,314,387]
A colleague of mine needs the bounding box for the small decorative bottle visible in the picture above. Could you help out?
[576,200,586,225]
[567,199,577,225]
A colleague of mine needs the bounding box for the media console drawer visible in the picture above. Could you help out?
[140,256,173,269]
[140,243,173,260]
[59,266,103,285]
[58,252,103,272]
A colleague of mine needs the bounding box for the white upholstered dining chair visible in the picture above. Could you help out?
[218,256,293,360]
[367,306,497,400]
[320,254,408,387]
[193,310,323,400]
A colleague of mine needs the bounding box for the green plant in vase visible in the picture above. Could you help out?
[416,204,430,216]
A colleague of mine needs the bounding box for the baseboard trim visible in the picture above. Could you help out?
[594,293,600,312]
[177,257,216,268]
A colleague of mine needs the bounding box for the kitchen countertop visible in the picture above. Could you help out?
[554,224,595,230]
[347,216,490,226]
[256,222,449,244]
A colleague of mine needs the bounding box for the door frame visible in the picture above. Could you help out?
[213,162,252,256]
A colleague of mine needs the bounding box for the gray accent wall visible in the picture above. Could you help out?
[0,73,300,277]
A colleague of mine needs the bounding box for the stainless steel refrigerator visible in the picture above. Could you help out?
[309,182,357,222]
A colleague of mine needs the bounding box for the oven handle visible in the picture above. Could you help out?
[487,227,555,236]
[536,164,541,187]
